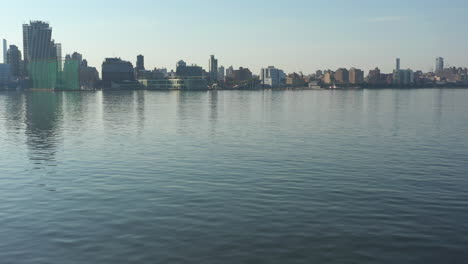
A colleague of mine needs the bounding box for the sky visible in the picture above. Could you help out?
[1,0,467,75]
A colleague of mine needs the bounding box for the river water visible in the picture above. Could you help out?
[0,89,467,263]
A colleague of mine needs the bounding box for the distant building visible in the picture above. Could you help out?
[218,66,225,81]
[71,52,83,65]
[136,55,145,72]
[393,69,414,85]
[226,66,234,79]
[232,67,252,82]
[2,39,7,64]
[436,57,444,73]
[102,58,135,88]
[367,67,381,83]
[349,68,364,84]
[396,58,400,71]
[6,45,22,78]
[23,21,56,64]
[334,68,349,84]
[260,66,285,88]
[209,55,218,82]
[0,64,11,85]
[79,66,99,89]
[286,72,306,87]
[23,21,60,88]
[139,77,207,90]
[176,60,203,77]
[323,71,334,84]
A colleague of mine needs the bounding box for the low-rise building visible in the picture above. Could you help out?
[139,77,207,90]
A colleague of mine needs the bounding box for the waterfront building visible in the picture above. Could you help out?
[396,58,400,71]
[323,71,334,84]
[226,66,234,79]
[6,45,22,78]
[3,39,7,64]
[334,68,349,84]
[139,77,207,90]
[261,66,285,88]
[23,21,61,88]
[218,66,225,81]
[176,60,204,77]
[23,21,56,64]
[367,67,381,83]
[136,55,145,72]
[232,67,252,82]
[0,64,11,85]
[349,67,364,84]
[436,57,444,73]
[209,55,218,82]
[286,72,306,87]
[79,66,100,89]
[393,69,414,85]
[102,58,135,88]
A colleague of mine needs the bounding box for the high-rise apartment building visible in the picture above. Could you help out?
[349,68,364,84]
[136,55,145,71]
[23,21,55,63]
[396,58,400,71]
[218,66,225,81]
[6,45,22,78]
[334,68,349,83]
[260,66,285,88]
[436,57,444,73]
[209,55,218,82]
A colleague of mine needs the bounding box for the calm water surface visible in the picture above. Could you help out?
[0,89,467,263]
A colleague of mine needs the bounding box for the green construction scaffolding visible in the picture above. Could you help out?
[28,58,80,90]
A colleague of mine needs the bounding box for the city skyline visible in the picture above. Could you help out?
[1,0,467,74]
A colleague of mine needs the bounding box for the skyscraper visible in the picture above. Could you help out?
[436,57,444,72]
[218,66,225,81]
[6,45,22,78]
[136,55,145,71]
[23,21,55,63]
[2,39,7,64]
[396,58,400,71]
[261,66,285,88]
[209,55,218,82]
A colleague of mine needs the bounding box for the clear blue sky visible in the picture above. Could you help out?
[1,0,467,74]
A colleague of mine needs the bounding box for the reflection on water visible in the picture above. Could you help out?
[24,92,62,163]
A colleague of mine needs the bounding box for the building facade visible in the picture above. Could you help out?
[218,66,225,81]
[436,57,444,73]
[102,58,135,88]
[6,45,22,78]
[260,66,285,88]
[209,55,218,82]
[139,77,207,90]
[232,67,252,82]
[349,68,364,84]
[334,68,349,84]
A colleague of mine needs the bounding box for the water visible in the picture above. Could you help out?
[0,89,467,263]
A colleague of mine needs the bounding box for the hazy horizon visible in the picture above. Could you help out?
[1,0,467,74]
